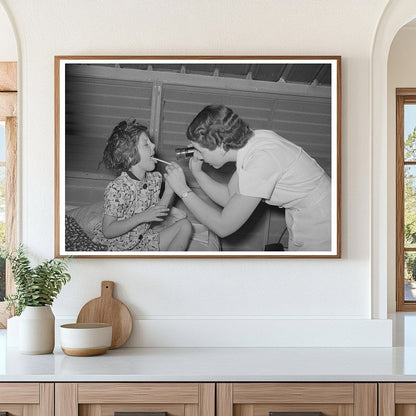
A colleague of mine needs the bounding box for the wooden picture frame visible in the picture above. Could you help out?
[55,56,341,258]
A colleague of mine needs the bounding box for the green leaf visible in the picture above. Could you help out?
[5,245,71,316]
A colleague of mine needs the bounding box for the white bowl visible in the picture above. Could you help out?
[60,323,112,356]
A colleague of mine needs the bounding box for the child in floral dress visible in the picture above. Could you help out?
[93,119,192,251]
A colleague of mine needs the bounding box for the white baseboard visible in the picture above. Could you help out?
[123,318,392,347]
[52,316,392,348]
[47,317,391,348]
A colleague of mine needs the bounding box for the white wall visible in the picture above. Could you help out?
[0,2,16,61]
[0,0,394,347]
[0,3,18,61]
[387,26,416,312]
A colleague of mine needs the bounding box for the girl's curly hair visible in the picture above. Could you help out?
[102,119,148,172]
[186,105,253,151]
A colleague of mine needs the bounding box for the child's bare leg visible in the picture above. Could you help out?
[158,218,193,251]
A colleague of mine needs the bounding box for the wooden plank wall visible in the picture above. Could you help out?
[65,66,331,181]
[65,76,153,174]
[160,84,331,175]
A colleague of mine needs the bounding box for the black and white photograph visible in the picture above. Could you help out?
[55,57,341,258]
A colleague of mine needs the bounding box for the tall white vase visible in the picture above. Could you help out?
[19,306,55,354]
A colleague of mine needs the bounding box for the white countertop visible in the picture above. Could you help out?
[2,345,416,382]
[3,313,416,382]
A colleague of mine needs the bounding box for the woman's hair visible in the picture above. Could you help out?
[186,105,253,151]
[102,119,148,172]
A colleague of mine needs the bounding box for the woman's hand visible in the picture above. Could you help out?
[164,162,189,195]
[139,205,170,223]
[189,150,203,175]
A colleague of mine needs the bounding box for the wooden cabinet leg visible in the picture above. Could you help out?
[379,383,395,416]
[199,383,215,416]
[39,383,54,416]
[354,384,377,416]
[217,384,233,416]
[55,383,78,416]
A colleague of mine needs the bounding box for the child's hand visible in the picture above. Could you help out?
[140,205,170,223]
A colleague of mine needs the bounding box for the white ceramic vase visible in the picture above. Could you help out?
[18,305,55,354]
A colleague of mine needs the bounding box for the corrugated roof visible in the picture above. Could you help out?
[97,63,332,86]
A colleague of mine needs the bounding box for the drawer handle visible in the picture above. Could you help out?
[270,413,323,416]
[115,413,168,416]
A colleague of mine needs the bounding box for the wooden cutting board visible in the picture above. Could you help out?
[76,281,133,349]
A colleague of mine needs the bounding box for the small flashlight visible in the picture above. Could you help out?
[175,146,195,160]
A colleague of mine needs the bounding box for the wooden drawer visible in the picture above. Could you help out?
[217,383,377,416]
[55,383,215,416]
[0,383,53,415]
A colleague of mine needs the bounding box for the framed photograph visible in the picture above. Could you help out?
[55,56,341,258]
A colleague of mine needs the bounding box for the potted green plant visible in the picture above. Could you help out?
[4,246,71,354]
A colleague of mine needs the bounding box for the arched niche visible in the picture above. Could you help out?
[371,0,416,318]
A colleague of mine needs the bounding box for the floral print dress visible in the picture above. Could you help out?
[92,171,162,251]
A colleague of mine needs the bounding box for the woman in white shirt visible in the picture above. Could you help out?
[164,105,331,251]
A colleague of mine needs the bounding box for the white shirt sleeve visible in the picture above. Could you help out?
[238,150,282,199]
